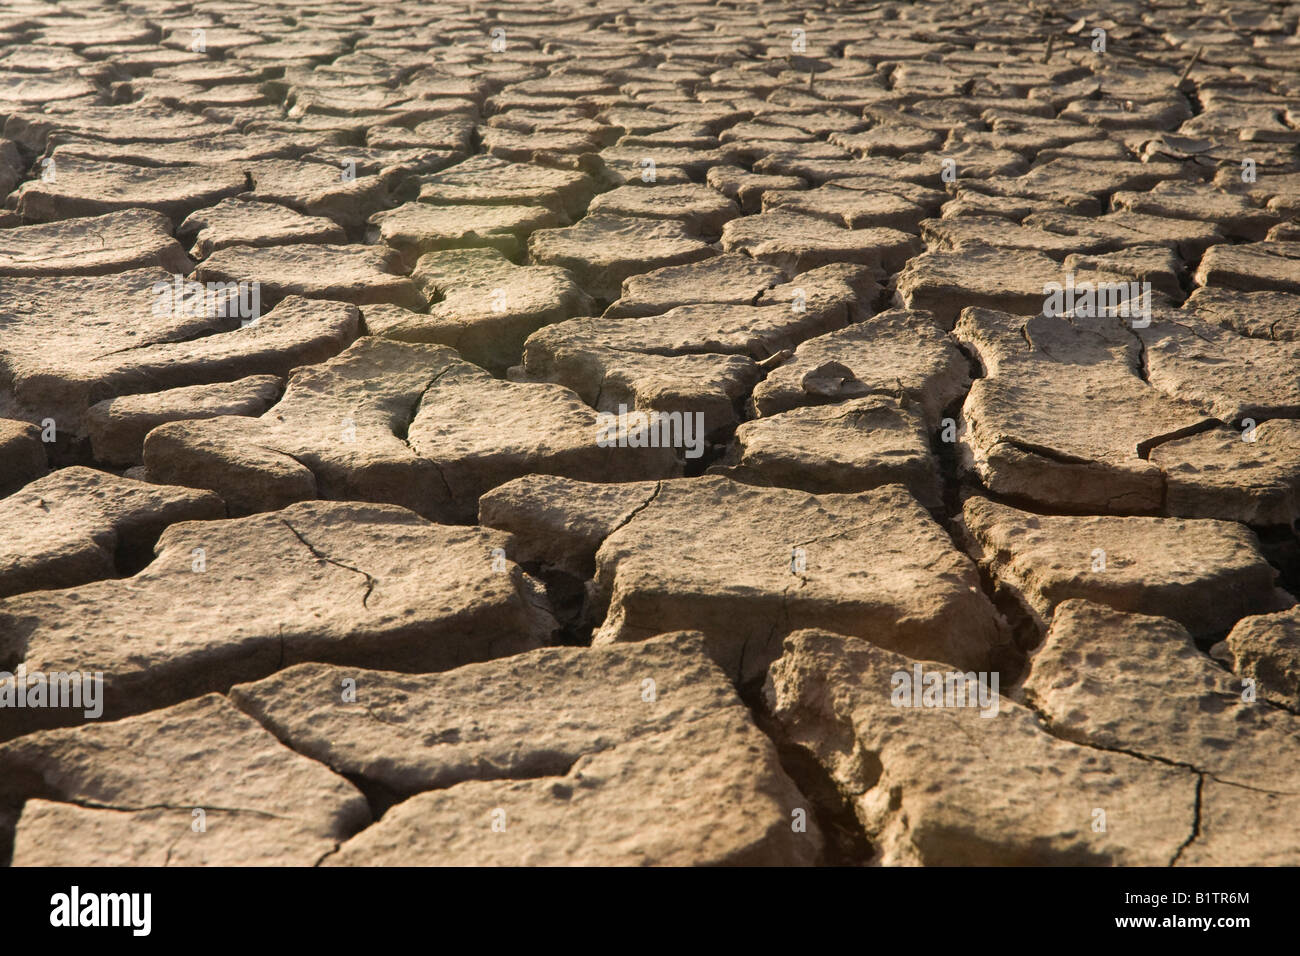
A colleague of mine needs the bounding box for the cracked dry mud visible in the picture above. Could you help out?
[0,0,1298,869]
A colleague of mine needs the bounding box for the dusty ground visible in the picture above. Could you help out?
[1,0,1299,866]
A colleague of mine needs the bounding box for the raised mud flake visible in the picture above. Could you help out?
[401,100,488,135]
[705,164,807,214]
[0,695,369,866]
[169,82,277,112]
[829,124,945,158]
[1183,102,1298,143]
[1148,420,1300,526]
[278,86,427,122]
[1023,210,1224,262]
[194,243,426,311]
[1137,315,1300,422]
[527,214,717,303]
[588,476,1010,684]
[240,114,401,143]
[143,338,677,522]
[523,345,762,444]
[368,248,594,375]
[484,110,606,145]
[1023,600,1300,865]
[0,274,358,435]
[710,395,942,507]
[598,145,744,182]
[603,252,785,319]
[615,123,722,152]
[1062,246,1183,300]
[2,104,234,154]
[322,708,819,866]
[403,360,681,523]
[920,215,1098,260]
[417,154,598,218]
[1194,241,1300,295]
[928,140,1028,180]
[0,420,46,497]
[0,68,96,109]
[367,202,562,266]
[748,261,879,317]
[1267,222,1300,242]
[233,35,352,65]
[926,210,1221,263]
[0,45,90,73]
[86,375,284,466]
[0,466,222,601]
[894,247,1061,330]
[1110,180,1281,241]
[939,189,1074,222]
[534,270,866,371]
[519,268,869,436]
[14,156,247,225]
[1214,169,1300,217]
[45,130,297,171]
[1027,601,1300,790]
[303,145,460,179]
[481,124,603,164]
[139,338,451,517]
[889,61,976,98]
[0,500,556,736]
[44,130,325,167]
[1060,95,1191,130]
[478,475,661,579]
[492,80,620,116]
[239,158,396,234]
[586,183,740,238]
[954,308,1213,514]
[1220,607,1300,711]
[762,630,1195,866]
[179,198,347,258]
[822,175,947,215]
[720,207,919,274]
[1135,130,1223,166]
[961,496,1291,639]
[1185,287,1300,341]
[158,26,264,55]
[43,15,160,46]
[0,209,193,278]
[964,158,1187,209]
[601,104,741,138]
[761,184,928,231]
[750,308,968,423]
[753,153,937,188]
[229,632,740,794]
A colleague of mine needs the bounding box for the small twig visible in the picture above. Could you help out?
[1042,33,1055,64]
[1176,45,1204,88]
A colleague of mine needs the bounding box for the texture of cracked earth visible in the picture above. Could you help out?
[0,0,1299,867]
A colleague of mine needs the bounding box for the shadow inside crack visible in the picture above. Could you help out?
[743,689,877,866]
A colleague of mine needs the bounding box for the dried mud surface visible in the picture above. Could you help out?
[1,0,1299,866]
